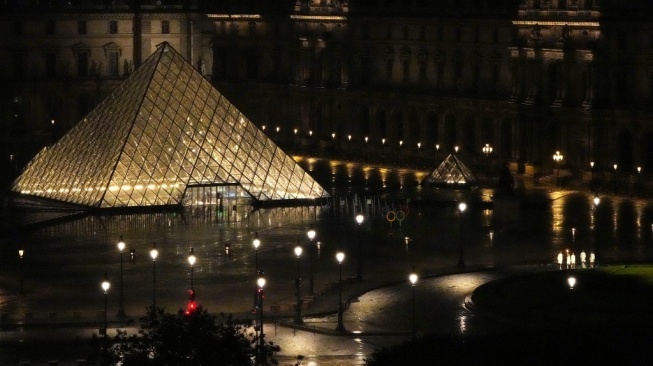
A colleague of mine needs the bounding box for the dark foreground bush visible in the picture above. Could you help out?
[109,305,279,366]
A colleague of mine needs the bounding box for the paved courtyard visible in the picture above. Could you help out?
[1,158,652,364]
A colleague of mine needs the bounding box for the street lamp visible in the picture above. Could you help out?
[101,274,111,341]
[252,232,261,302]
[188,247,196,290]
[307,226,316,294]
[409,270,418,339]
[355,213,364,281]
[293,244,303,324]
[335,250,346,332]
[18,249,24,294]
[482,143,493,156]
[457,202,467,268]
[553,151,563,187]
[590,161,595,192]
[593,195,601,264]
[116,236,126,318]
[150,243,158,310]
[257,274,266,364]
[482,144,493,177]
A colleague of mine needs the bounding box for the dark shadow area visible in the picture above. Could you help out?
[366,328,653,366]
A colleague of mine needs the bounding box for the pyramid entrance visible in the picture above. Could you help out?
[11,43,328,209]
[422,153,478,186]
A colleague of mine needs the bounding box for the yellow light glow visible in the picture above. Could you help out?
[290,15,346,21]
[512,20,599,27]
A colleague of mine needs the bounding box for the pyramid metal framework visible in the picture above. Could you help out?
[11,43,329,208]
[422,153,477,186]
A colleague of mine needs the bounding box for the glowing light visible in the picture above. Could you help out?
[567,276,576,289]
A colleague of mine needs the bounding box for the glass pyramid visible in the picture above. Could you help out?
[11,43,329,208]
[422,153,477,186]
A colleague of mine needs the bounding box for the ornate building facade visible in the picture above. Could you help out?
[1,0,653,185]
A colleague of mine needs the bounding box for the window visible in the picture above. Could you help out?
[419,60,427,81]
[361,24,370,40]
[109,20,118,34]
[248,21,256,37]
[385,59,394,79]
[14,21,23,35]
[13,52,25,77]
[161,20,170,34]
[617,31,627,49]
[46,21,55,35]
[45,53,57,78]
[402,61,410,82]
[78,20,87,35]
[107,51,119,76]
[76,51,89,77]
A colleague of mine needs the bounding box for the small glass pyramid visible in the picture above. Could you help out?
[422,153,477,186]
[11,43,329,208]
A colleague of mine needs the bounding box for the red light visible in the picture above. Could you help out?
[185,301,197,315]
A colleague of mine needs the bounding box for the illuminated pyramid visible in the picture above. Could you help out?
[12,43,328,208]
[422,153,477,186]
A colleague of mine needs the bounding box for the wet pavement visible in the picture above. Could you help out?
[0,157,652,364]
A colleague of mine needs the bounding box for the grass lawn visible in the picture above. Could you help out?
[470,265,653,328]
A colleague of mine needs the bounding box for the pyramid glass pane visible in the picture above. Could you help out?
[12,43,328,208]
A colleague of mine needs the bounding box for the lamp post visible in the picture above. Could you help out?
[188,247,196,290]
[150,243,158,310]
[590,161,595,192]
[252,232,261,302]
[116,236,126,318]
[101,274,111,341]
[553,151,563,187]
[457,202,467,268]
[613,163,618,192]
[409,270,418,339]
[294,244,303,324]
[257,275,266,365]
[307,226,316,294]
[482,144,493,177]
[593,195,601,265]
[355,213,364,281]
[335,250,346,332]
[18,249,24,294]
